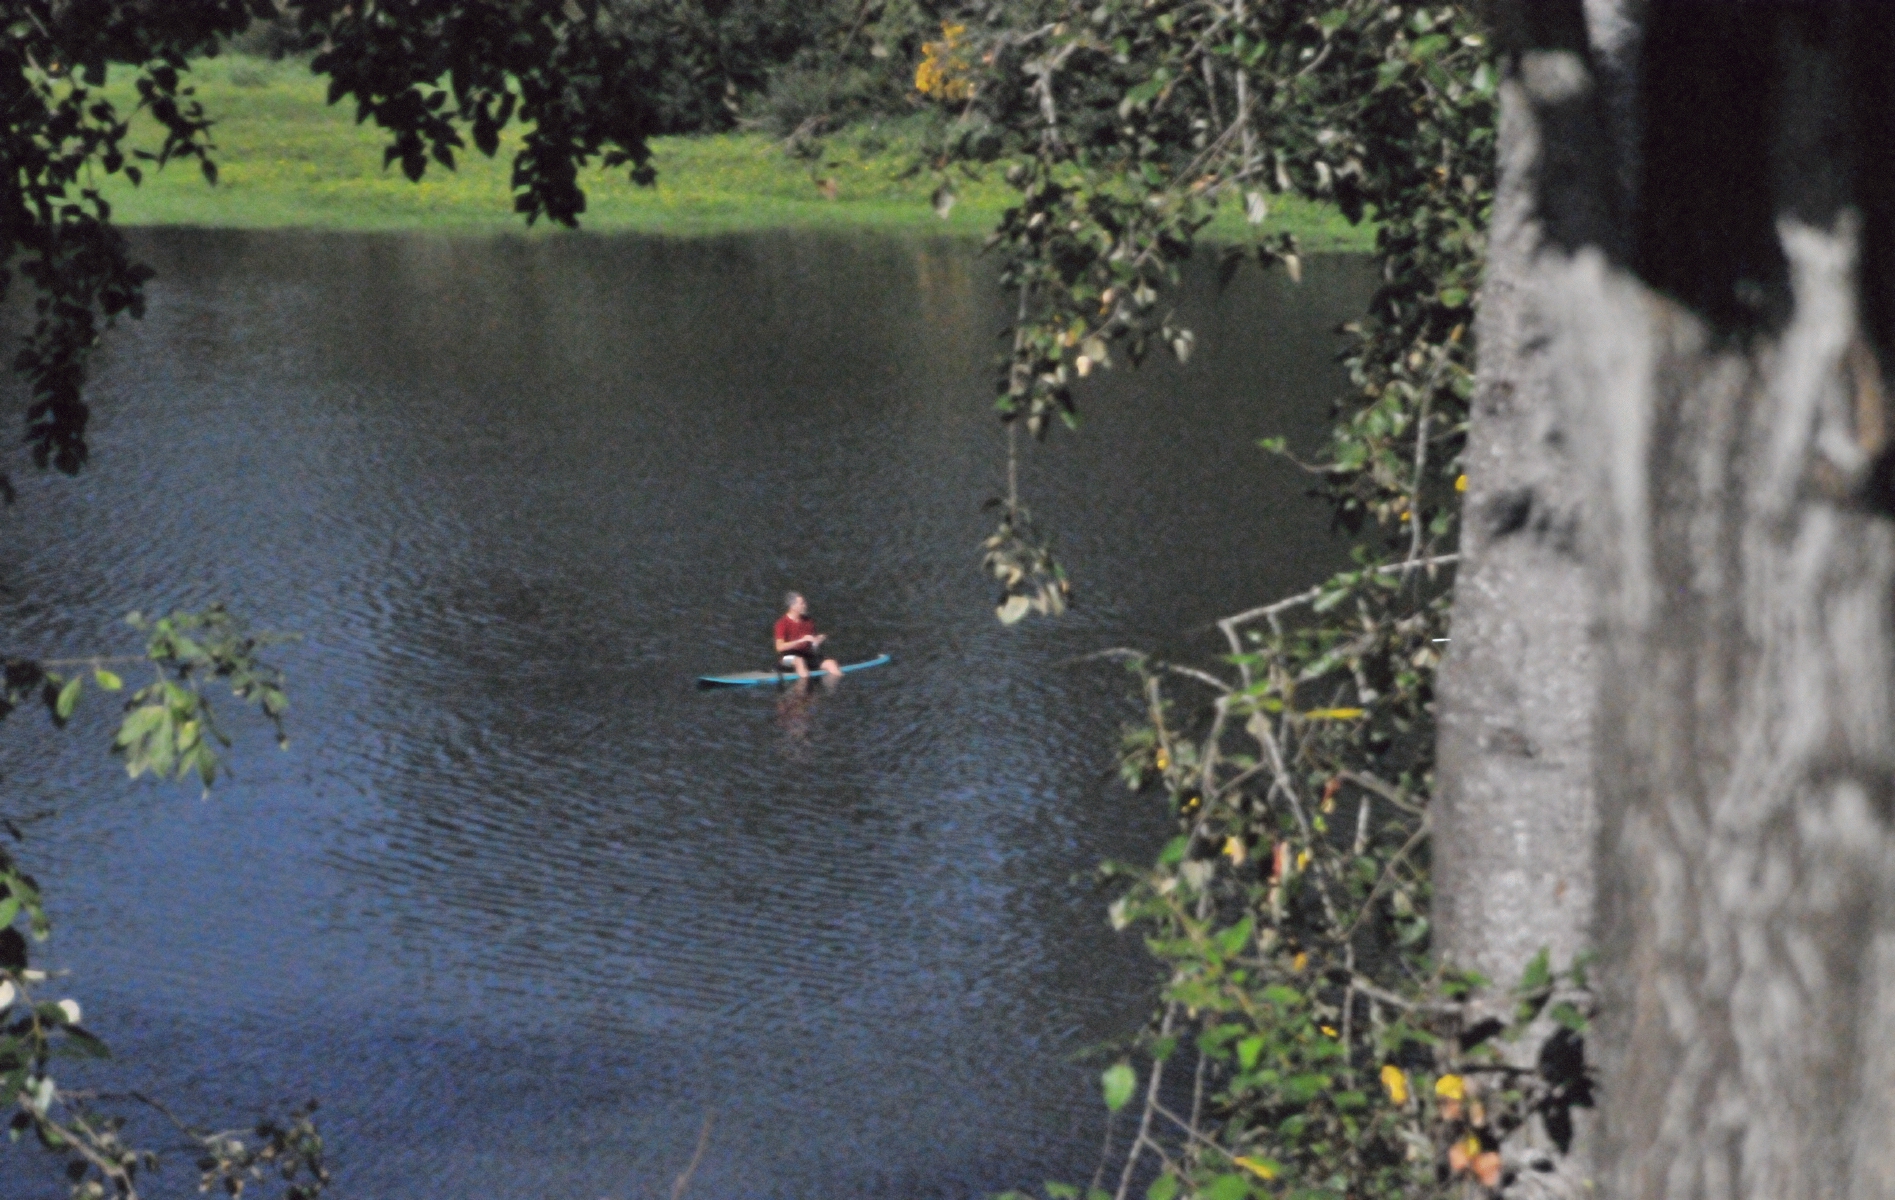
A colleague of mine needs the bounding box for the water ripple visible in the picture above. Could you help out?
[0,228,1366,1200]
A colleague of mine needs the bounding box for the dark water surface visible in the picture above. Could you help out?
[0,230,1368,1199]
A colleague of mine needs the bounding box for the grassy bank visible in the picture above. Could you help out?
[89,55,1374,247]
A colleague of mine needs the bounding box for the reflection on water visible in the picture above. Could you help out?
[0,228,1368,1199]
[775,679,841,755]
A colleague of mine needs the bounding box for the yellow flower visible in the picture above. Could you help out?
[1321,1025,1339,1038]
[1291,951,1308,972]
[1222,836,1247,865]
[1454,473,1468,492]
[1435,1074,1465,1101]
[1380,1064,1409,1105]
[915,23,974,99]
[1154,747,1169,770]
[1295,849,1311,871]
[1232,1156,1278,1180]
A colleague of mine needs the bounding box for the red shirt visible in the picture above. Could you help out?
[775,615,816,648]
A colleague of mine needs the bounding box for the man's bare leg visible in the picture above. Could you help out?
[794,659,810,680]
[822,658,841,679]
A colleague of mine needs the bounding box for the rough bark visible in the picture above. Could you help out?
[1433,2,1636,1191]
[1498,2,1895,1196]
[1435,9,1612,995]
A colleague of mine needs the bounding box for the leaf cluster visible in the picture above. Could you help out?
[0,1,262,476]
[983,495,1071,624]
[905,3,1579,1197]
[0,604,309,1198]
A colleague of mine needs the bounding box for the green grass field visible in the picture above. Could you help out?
[91,54,1373,248]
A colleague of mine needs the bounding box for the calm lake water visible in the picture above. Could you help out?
[0,229,1367,1199]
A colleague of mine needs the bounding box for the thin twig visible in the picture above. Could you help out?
[1337,769,1427,816]
[122,1089,193,1134]
[1348,975,1465,1015]
[1063,648,1232,695]
[1341,945,1357,1048]
[1203,757,1270,809]
[1247,716,1342,930]
[1149,1098,1231,1156]
[1200,51,1222,131]
[1090,1104,1120,1196]
[1028,41,1080,153]
[44,1110,137,1199]
[1007,421,1019,512]
[1231,0,1255,168]
[1115,1004,1177,1200]
[671,1111,715,1200]
[1198,695,1230,805]
[1189,1048,1208,1145]
[1145,675,1176,787]
[1162,663,1232,693]
[1213,555,1460,638]
[1339,817,1431,942]
[1404,387,1434,571]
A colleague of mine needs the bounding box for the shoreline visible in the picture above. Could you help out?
[94,55,1378,249]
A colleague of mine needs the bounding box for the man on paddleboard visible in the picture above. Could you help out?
[775,592,842,679]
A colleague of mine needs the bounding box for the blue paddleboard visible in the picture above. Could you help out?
[697,653,892,688]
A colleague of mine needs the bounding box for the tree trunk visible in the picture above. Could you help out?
[1434,13,1610,996]
[1433,2,1638,1190]
[1497,1,1895,1195]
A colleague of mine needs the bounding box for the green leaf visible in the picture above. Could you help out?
[1101,1062,1137,1112]
[1237,1034,1265,1071]
[1215,916,1254,957]
[1519,947,1552,992]
[114,704,165,748]
[1046,1184,1079,1200]
[92,668,122,692]
[54,676,81,722]
[55,1027,111,1061]
[1146,1173,1180,1200]
[1201,1173,1250,1200]
[1122,77,1166,108]
[1282,1072,1331,1103]
[1549,1001,1587,1032]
